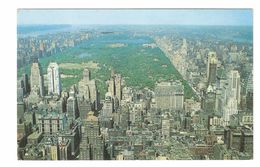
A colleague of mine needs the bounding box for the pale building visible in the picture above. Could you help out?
[115,74,122,102]
[155,81,184,110]
[227,70,241,105]
[47,62,61,96]
[30,61,44,96]
[67,90,79,121]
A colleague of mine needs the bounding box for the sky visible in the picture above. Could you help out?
[17,9,253,26]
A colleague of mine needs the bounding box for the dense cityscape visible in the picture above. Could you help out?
[17,22,253,160]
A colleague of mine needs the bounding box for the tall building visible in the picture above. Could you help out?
[67,90,79,121]
[246,72,253,111]
[155,81,184,110]
[30,61,44,96]
[99,92,114,128]
[58,139,72,160]
[101,93,114,118]
[78,80,90,101]
[87,80,98,110]
[80,112,104,160]
[17,102,25,123]
[78,68,99,110]
[22,73,30,94]
[47,62,61,96]
[108,78,115,96]
[202,85,216,113]
[219,71,240,125]
[108,71,122,104]
[223,97,238,124]
[207,52,218,85]
[85,112,100,144]
[115,74,122,103]
[161,114,171,139]
[17,79,24,102]
[228,70,241,105]
[83,68,91,82]
[77,97,92,119]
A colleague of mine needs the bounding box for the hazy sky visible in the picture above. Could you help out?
[17,9,253,26]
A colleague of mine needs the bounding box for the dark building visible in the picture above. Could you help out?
[224,127,253,156]
[207,52,218,86]
[23,73,30,95]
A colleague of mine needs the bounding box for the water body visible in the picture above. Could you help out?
[79,52,92,58]
[17,24,77,37]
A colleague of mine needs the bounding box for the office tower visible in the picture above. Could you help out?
[228,70,241,105]
[85,112,100,143]
[47,62,61,96]
[245,72,253,112]
[203,85,216,113]
[108,71,122,103]
[108,78,115,96]
[155,81,184,110]
[78,80,90,101]
[22,73,30,94]
[58,139,72,160]
[57,98,66,113]
[223,97,238,125]
[77,97,92,119]
[101,93,114,118]
[92,135,104,160]
[78,68,98,110]
[207,52,218,85]
[83,68,91,82]
[67,90,79,121]
[17,102,25,123]
[79,124,91,161]
[17,79,24,102]
[87,80,98,110]
[162,114,171,139]
[80,112,103,160]
[115,74,122,102]
[30,61,44,96]
[99,92,114,128]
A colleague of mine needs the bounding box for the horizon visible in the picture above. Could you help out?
[17,24,253,26]
[17,9,253,26]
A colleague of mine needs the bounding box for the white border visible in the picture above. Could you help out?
[0,0,258,167]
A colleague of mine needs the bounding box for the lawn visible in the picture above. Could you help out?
[18,33,196,99]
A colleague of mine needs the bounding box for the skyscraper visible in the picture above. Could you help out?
[99,92,114,128]
[83,68,91,82]
[22,73,30,94]
[108,78,115,96]
[246,72,253,111]
[47,62,61,96]
[80,112,104,160]
[67,89,79,121]
[78,68,99,110]
[115,74,122,103]
[30,61,44,96]
[228,70,241,105]
[207,52,218,86]
[107,71,122,105]
[222,70,241,125]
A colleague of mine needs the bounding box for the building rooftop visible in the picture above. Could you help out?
[28,132,43,140]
